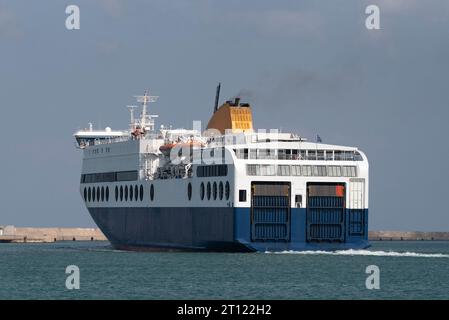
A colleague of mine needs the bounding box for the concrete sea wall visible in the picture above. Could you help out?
[0,226,107,243]
[0,226,448,243]
[368,231,449,241]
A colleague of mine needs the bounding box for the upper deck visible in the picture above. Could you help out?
[74,89,368,183]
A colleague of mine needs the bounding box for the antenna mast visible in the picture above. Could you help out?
[135,90,159,132]
[127,105,138,130]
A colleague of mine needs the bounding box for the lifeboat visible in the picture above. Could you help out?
[159,143,177,156]
[159,141,203,157]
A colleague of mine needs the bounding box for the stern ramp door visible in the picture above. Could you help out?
[251,182,291,242]
[307,183,345,242]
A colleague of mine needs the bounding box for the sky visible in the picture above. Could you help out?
[0,0,448,231]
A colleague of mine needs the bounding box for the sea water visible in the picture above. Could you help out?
[0,241,448,299]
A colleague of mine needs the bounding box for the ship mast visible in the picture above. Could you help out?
[134,90,159,132]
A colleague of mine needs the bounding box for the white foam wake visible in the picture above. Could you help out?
[266,249,449,258]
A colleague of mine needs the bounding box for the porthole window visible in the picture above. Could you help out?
[88,187,92,202]
[219,182,223,200]
[83,188,87,201]
[106,187,109,202]
[115,186,118,201]
[207,182,211,200]
[150,184,154,201]
[200,182,205,200]
[213,182,217,200]
[101,187,105,202]
[97,187,100,201]
[187,183,192,200]
[140,185,144,201]
[125,185,128,201]
[120,186,123,201]
[129,185,133,201]
[135,185,139,201]
[92,186,96,202]
[225,181,230,200]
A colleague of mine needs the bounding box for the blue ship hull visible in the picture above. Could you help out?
[88,207,369,252]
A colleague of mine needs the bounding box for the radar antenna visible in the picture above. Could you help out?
[134,90,159,132]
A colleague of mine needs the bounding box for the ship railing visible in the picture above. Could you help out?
[92,136,131,146]
[234,149,363,161]
[151,164,193,180]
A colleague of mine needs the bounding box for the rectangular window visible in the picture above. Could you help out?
[317,150,325,160]
[354,151,363,161]
[259,149,268,159]
[334,150,343,161]
[328,166,341,177]
[300,150,306,160]
[291,165,301,176]
[325,150,334,161]
[344,151,355,161]
[250,149,257,159]
[239,189,247,202]
[342,166,357,177]
[260,164,276,176]
[116,170,138,182]
[81,170,138,183]
[102,172,116,182]
[197,165,228,177]
[278,149,286,160]
[277,165,291,176]
[258,149,275,159]
[335,166,342,176]
[307,150,317,160]
[246,164,259,176]
[302,165,312,176]
[292,149,299,160]
[312,166,327,176]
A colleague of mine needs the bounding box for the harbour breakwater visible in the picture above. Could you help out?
[0,226,106,243]
[0,226,448,243]
[368,231,449,241]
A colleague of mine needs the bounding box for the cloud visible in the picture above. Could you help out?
[0,8,23,39]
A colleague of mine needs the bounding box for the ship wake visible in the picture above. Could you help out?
[266,249,449,258]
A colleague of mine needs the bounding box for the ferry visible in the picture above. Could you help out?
[74,85,369,251]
